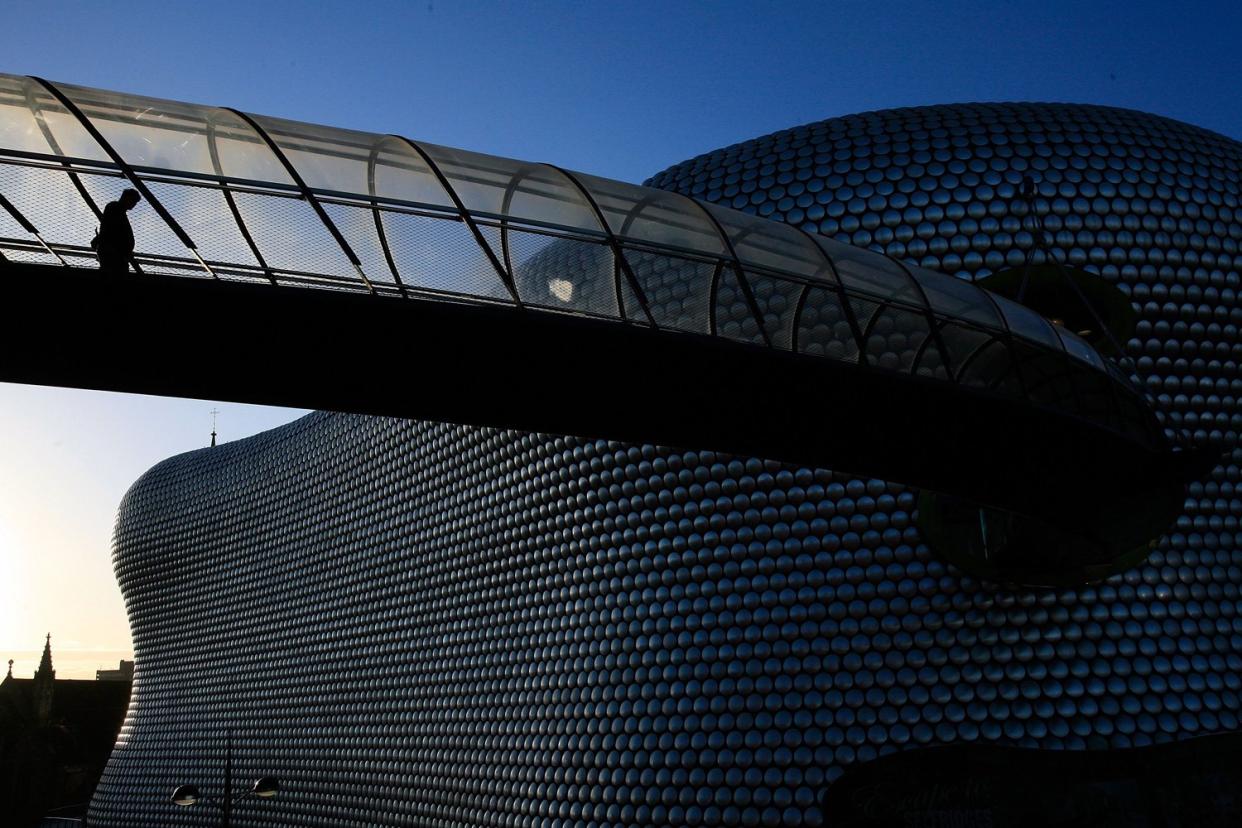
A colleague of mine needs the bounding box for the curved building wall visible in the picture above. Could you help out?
[93,103,1242,827]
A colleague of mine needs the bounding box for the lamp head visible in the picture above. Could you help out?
[171,784,200,807]
[251,776,279,798]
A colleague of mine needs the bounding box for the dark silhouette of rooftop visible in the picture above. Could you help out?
[0,637,131,825]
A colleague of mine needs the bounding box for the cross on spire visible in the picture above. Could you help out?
[210,408,219,448]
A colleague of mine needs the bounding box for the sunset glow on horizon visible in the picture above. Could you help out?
[0,382,306,679]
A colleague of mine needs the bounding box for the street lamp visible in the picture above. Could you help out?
[170,731,278,826]
[250,776,280,798]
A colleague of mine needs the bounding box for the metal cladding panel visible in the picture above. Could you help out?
[94,413,1242,827]
[91,101,1242,827]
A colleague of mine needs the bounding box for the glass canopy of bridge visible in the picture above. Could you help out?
[0,73,1153,444]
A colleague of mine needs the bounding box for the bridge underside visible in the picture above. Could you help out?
[0,260,1193,535]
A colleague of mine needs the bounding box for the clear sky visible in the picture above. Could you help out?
[0,387,307,679]
[2,0,1240,677]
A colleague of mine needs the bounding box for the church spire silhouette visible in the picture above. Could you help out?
[34,633,55,722]
[36,633,54,680]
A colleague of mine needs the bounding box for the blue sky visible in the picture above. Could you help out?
[7,1,1241,183]
[2,0,1240,675]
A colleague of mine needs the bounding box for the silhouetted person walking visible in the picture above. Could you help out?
[95,188,141,275]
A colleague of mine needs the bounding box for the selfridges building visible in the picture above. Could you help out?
[91,102,1242,826]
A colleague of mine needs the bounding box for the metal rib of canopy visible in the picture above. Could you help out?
[0,74,1155,440]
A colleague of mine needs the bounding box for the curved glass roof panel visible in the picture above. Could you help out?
[910,266,1004,330]
[206,111,295,186]
[990,293,1064,351]
[0,76,51,156]
[51,81,291,184]
[1057,326,1107,370]
[568,170,728,258]
[0,76,106,162]
[247,114,394,198]
[368,138,456,208]
[417,142,602,233]
[811,234,923,307]
[0,76,93,159]
[701,202,836,284]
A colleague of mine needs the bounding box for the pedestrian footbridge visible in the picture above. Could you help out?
[0,75,1210,571]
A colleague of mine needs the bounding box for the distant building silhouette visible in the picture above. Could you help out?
[0,635,130,825]
[95,660,134,682]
